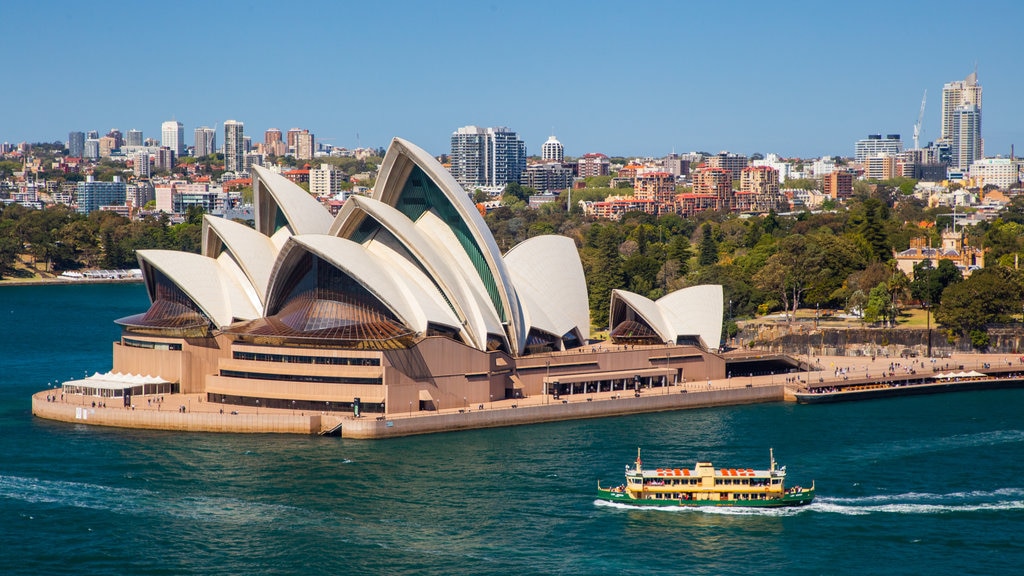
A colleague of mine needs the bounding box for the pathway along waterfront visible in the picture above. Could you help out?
[32,352,1024,438]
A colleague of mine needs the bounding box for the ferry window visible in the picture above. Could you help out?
[772,479,781,485]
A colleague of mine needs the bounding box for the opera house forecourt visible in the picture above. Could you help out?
[32,138,741,438]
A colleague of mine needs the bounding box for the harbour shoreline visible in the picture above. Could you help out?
[32,352,1018,439]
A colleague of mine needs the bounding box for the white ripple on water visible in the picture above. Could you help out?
[0,474,308,525]
[846,429,1024,462]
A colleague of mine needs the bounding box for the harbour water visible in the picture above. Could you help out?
[2,284,1023,575]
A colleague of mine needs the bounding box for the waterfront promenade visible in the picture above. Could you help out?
[32,352,1019,439]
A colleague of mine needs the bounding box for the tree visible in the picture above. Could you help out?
[697,223,718,266]
[582,224,624,327]
[935,267,1023,336]
[911,259,962,306]
[850,197,890,262]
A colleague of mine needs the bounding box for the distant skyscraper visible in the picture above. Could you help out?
[449,126,526,190]
[541,135,564,162]
[264,128,285,156]
[126,129,143,147]
[86,130,99,139]
[224,120,245,173]
[161,120,185,156]
[133,151,151,178]
[105,129,124,149]
[68,131,85,158]
[286,128,303,151]
[296,130,315,160]
[83,139,100,160]
[265,128,282,147]
[154,147,175,172]
[941,72,982,145]
[952,104,982,171]
[194,126,216,158]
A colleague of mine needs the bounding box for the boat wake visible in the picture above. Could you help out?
[812,487,1024,515]
[0,474,306,525]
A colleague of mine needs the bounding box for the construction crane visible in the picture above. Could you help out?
[913,90,927,149]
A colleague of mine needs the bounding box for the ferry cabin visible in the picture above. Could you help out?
[628,461,786,502]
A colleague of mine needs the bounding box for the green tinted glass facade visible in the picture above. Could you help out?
[394,165,505,322]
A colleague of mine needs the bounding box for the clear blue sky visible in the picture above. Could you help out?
[3,0,1022,159]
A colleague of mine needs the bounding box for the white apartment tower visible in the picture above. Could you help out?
[310,164,346,196]
[449,126,526,190]
[224,120,245,174]
[952,105,982,171]
[161,120,184,156]
[941,72,982,144]
[541,135,564,162]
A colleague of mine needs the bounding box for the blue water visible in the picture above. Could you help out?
[2,284,1023,575]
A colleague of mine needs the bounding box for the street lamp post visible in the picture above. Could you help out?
[545,361,550,404]
[926,300,932,358]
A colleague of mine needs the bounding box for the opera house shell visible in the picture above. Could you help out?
[110,137,725,419]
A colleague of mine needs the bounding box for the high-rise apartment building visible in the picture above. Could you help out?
[577,153,611,177]
[76,176,126,214]
[134,151,151,178]
[633,172,677,205]
[823,170,854,199]
[126,129,143,147]
[541,135,564,162]
[662,153,690,178]
[310,163,346,196]
[224,120,245,173]
[286,128,304,152]
[520,163,575,192]
[265,128,282,147]
[106,129,124,149]
[84,139,100,160]
[952,104,982,171]
[691,167,733,211]
[941,72,982,145]
[154,147,175,172]
[739,166,781,212]
[295,129,315,160]
[194,126,217,158]
[449,126,526,190]
[864,154,898,180]
[68,131,85,158]
[161,120,184,156]
[98,136,117,158]
[855,134,903,162]
[705,152,748,181]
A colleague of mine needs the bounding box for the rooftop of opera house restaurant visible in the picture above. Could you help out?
[33,136,738,438]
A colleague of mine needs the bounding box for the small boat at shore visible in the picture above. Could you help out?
[597,448,814,508]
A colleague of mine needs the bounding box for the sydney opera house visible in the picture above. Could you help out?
[105,138,725,420]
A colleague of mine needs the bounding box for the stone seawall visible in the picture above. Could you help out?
[745,326,1024,356]
[338,385,784,439]
[32,385,784,439]
[32,394,321,434]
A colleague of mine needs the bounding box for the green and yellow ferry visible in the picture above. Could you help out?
[597,449,815,508]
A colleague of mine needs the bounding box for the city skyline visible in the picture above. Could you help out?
[3,0,1023,158]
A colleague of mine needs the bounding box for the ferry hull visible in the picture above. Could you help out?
[596,487,815,508]
[795,378,1024,404]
